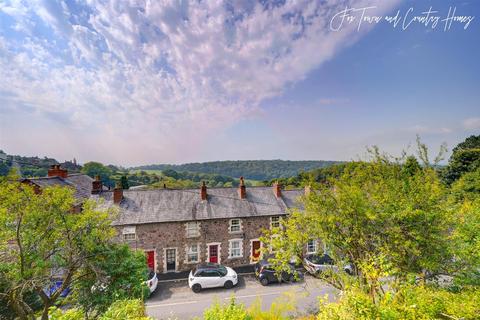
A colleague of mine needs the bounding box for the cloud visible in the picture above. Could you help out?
[463,117,480,130]
[0,0,401,164]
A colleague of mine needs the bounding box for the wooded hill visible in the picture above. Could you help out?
[132,160,340,181]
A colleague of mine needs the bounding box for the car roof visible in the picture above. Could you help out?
[195,263,223,270]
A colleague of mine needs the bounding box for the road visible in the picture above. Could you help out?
[145,274,338,320]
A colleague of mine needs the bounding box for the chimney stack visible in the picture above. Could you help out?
[91,175,103,194]
[48,164,68,179]
[273,182,282,198]
[304,185,311,196]
[200,181,207,201]
[113,182,123,204]
[238,177,246,199]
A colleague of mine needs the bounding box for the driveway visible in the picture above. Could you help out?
[145,274,337,320]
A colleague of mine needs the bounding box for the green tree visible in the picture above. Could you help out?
[74,244,148,317]
[0,174,142,320]
[120,175,130,190]
[262,154,451,301]
[443,135,480,184]
[81,162,114,188]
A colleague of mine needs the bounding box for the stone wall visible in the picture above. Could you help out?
[117,215,278,273]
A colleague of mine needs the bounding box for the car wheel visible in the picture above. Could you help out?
[288,274,295,282]
[224,280,233,289]
[192,284,202,293]
[345,268,353,275]
[260,278,269,286]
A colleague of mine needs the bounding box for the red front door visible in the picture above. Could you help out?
[145,250,155,271]
[209,245,218,263]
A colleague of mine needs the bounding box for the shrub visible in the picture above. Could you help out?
[317,285,480,320]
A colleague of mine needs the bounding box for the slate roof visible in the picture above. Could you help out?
[23,173,95,200]
[96,187,304,226]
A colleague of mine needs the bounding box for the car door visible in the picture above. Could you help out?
[202,270,221,288]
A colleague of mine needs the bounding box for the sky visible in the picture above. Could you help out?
[0,0,479,166]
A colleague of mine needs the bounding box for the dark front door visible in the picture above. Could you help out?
[145,250,155,271]
[166,249,176,272]
[209,245,218,263]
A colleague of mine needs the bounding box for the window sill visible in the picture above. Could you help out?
[228,256,243,259]
[228,230,243,235]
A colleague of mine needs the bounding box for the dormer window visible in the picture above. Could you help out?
[122,226,136,241]
[229,218,242,233]
[186,222,200,238]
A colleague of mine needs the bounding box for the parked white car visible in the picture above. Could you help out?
[188,263,238,293]
[145,270,158,294]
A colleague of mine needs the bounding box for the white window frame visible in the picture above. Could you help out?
[228,239,243,259]
[307,240,317,254]
[186,243,200,264]
[185,221,200,238]
[229,218,242,233]
[270,216,281,229]
[122,226,136,241]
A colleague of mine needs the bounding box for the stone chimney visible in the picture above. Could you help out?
[304,185,311,196]
[238,176,246,199]
[91,175,103,194]
[48,164,68,178]
[113,182,123,204]
[200,181,207,201]
[273,182,282,198]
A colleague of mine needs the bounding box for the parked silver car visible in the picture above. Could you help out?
[303,253,353,275]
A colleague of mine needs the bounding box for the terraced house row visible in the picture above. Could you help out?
[27,166,317,274]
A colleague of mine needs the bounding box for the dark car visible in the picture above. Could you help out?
[254,259,303,286]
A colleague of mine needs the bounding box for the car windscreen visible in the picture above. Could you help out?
[309,254,334,265]
[218,265,228,276]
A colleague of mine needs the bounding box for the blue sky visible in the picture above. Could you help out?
[0,0,478,166]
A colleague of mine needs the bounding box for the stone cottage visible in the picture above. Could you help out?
[96,178,307,274]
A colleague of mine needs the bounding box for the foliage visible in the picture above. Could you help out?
[203,298,251,320]
[448,191,480,287]
[202,295,297,320]
[442,135,480,184]
[73,244,149,317]
[0,174,122,320]
[120,175,130,189]
[262,153,452,300]
[267,163,355,188]
[82,161,116,188]
[133,160,340,181]
[0,151,80,178]
[49,299,151,320]
[317,285,480,320]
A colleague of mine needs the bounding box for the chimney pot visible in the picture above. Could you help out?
[273,182,282,198]
[200,181,207,201]
[113,182,123,204]
[48,164,68,178]
[238,176,246,199]
[92,176,103,194]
